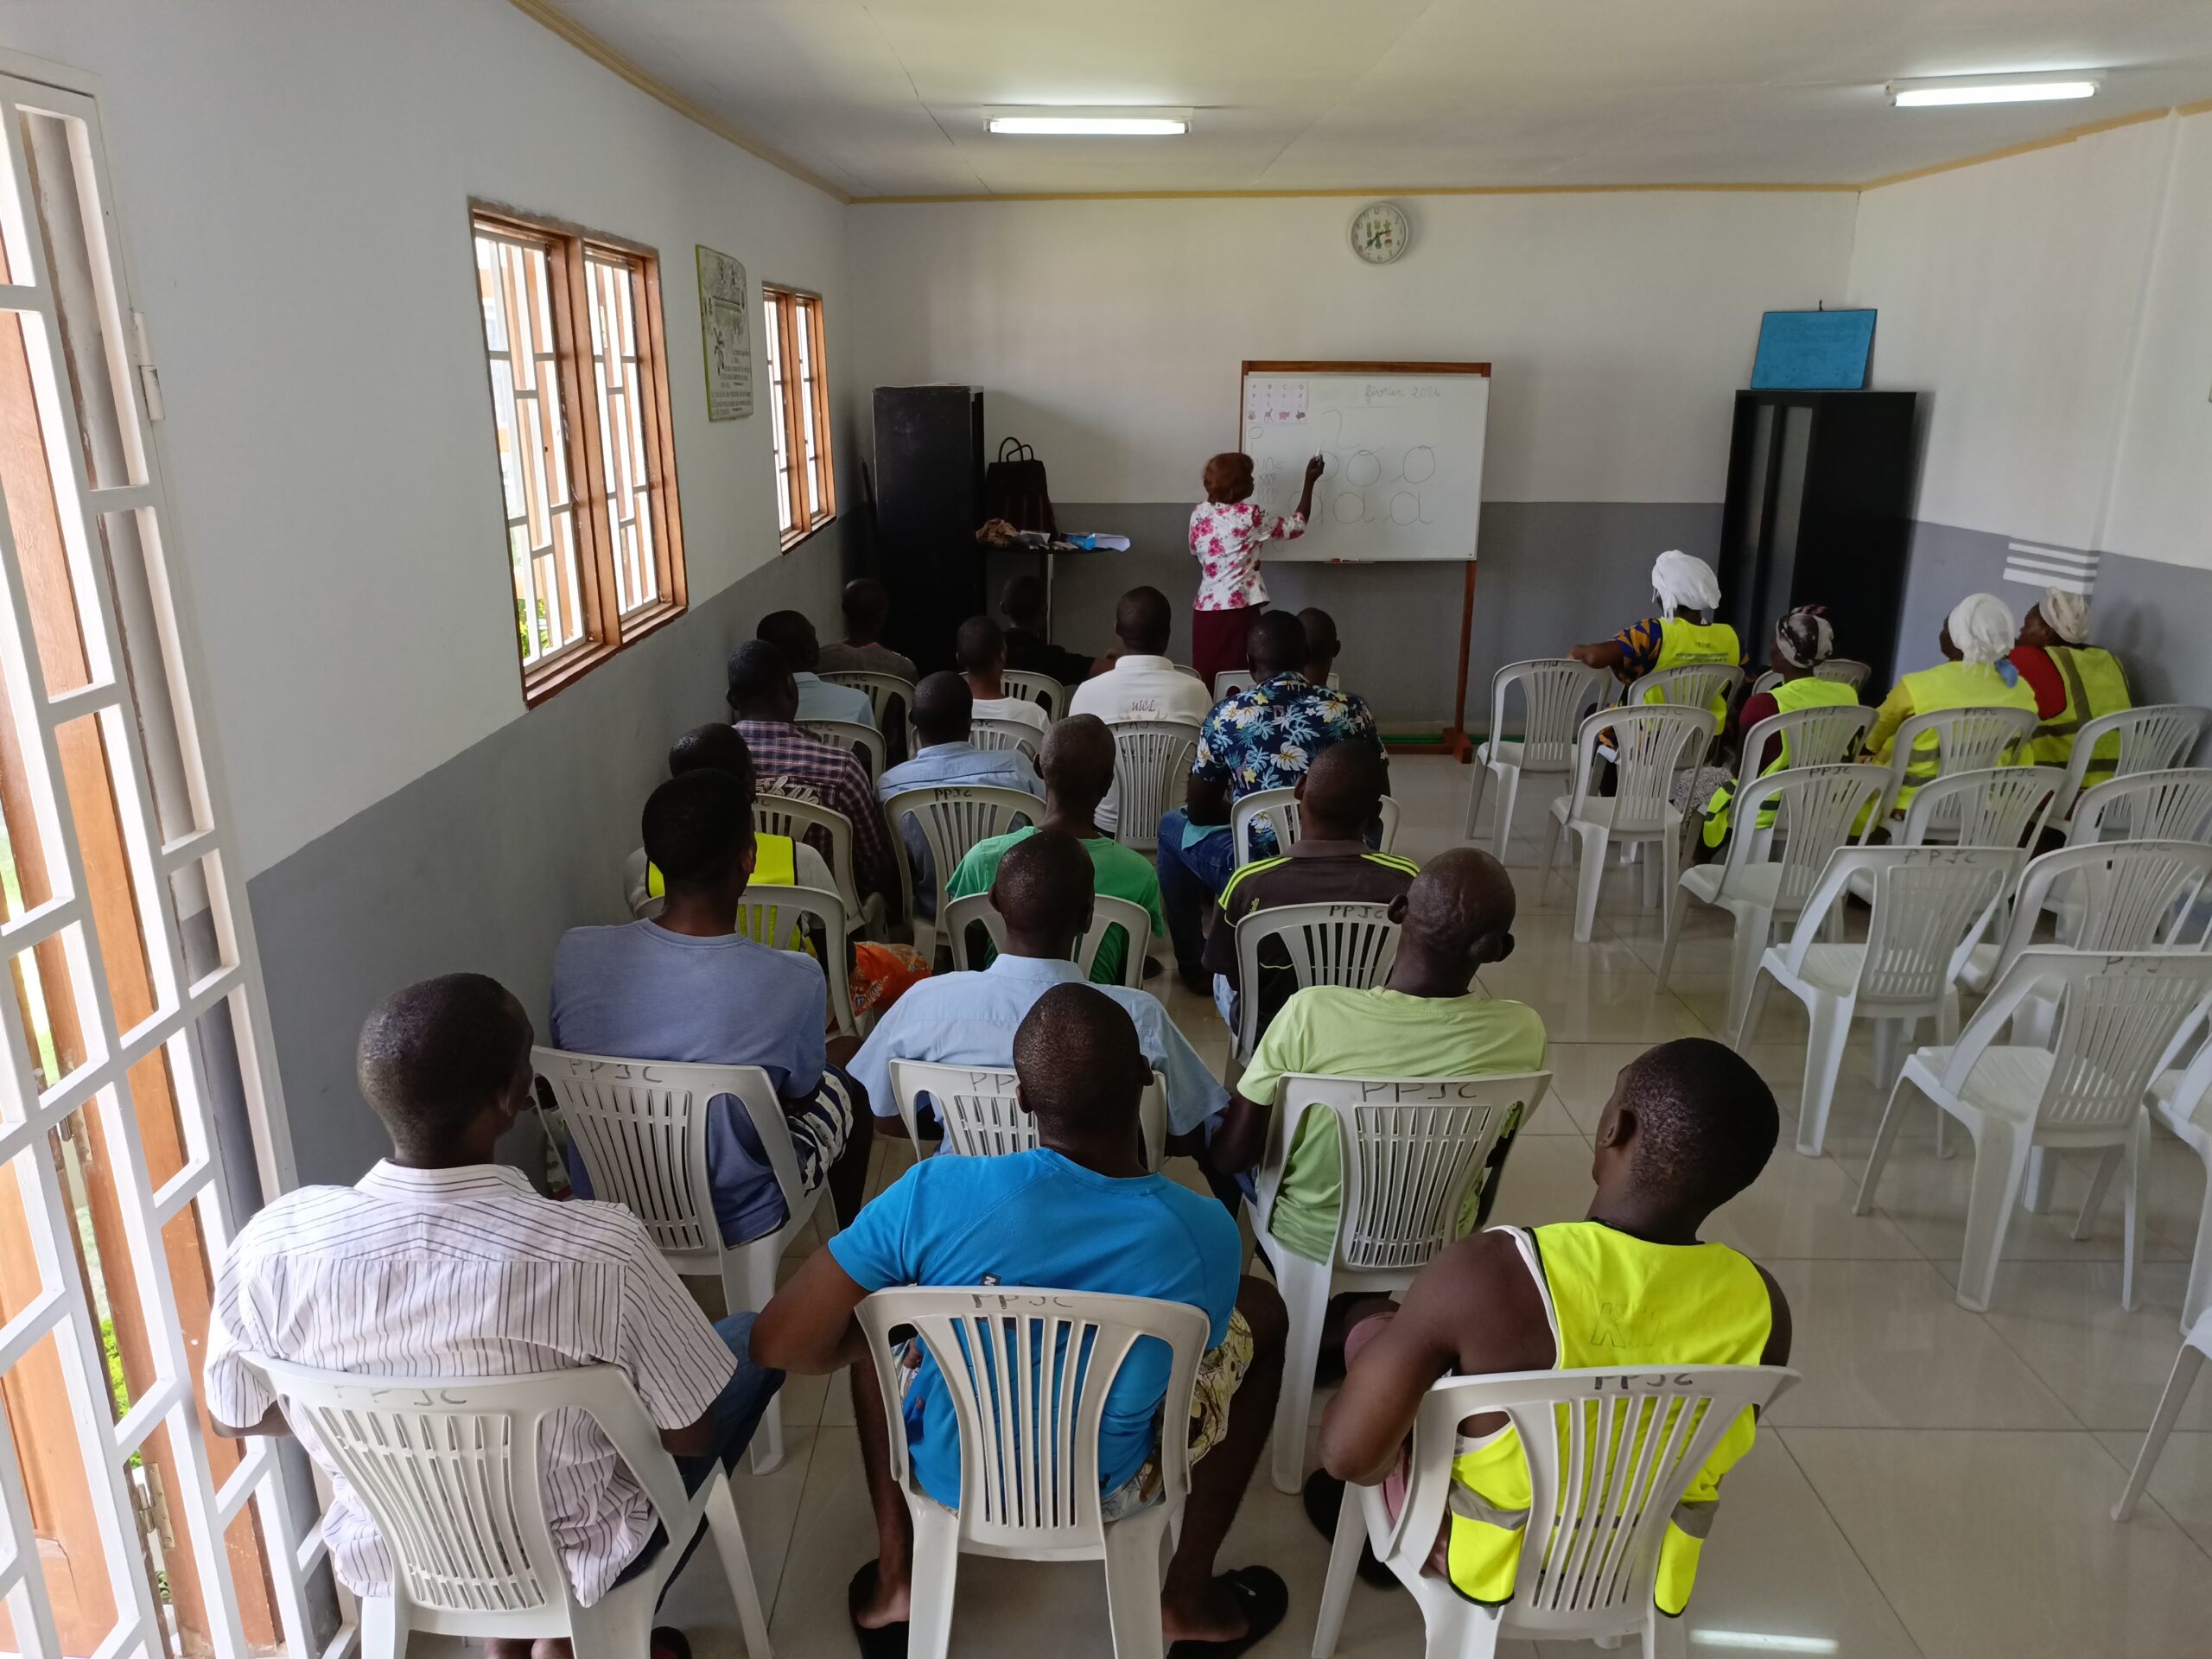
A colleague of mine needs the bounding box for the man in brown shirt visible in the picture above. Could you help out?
[1201,741,1417,1040]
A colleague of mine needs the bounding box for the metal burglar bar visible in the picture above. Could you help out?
[0,67,315,1659]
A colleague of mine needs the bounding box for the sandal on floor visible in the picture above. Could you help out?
[1302,1471,1394,1586]
[649,1630,692,1659]
[1166,1565,1289,1659]
[848,1561,909,1659]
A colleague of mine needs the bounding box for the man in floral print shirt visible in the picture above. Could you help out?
[1156,610,1386,992]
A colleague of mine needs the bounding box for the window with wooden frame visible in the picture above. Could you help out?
[760,284,836,547]
[470,206,686,702]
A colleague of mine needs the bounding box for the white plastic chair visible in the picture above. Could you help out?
[855,1287,1208,1659]
[1540,704,1716,944]
[1230,785,1403,868]
[820,670,916,731]
[1854,949,2212,1312]
[970,715,1042,763]
[753,795,882,936]
[1754,658,1875,697]
[1879,705,2037,826]
[940,890,1154,989]
[1104,719,1202,854]
[998,668,1068,721]
[250,1357,770,1659]
[2147,1028,2212,1333]
[2066,768,2212,848]
[1313,1364,1798,1659]
[532,1048,831,1474]
[1625,661,1744,718]
[1961,841,2212,1002]
[1840,764,2066,910]
[798,717,887,784]
[1230,901,1402,1065]
[1462,659,1611,859]
[887,1058,1168,1171]
[1252,1071,1550,1494]
[1741,846,2020,1156]
[2113,1310,2212,1522]
[881,785,1041,963]
[2058,704,2212,815]
[1657,765,1889,1044]
[1213,669,1255,701]
[733,880,863,1038]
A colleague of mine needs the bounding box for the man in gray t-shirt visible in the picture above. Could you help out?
[551,770,874,1243]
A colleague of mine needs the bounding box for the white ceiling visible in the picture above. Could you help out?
[553,0,2212,199]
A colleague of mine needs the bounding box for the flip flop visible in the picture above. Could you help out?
[1301,1471,1394,1586]
[847,1561,909,1659]
[1166,1565,1289,1659]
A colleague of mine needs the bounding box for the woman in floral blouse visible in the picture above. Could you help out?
[1187,450,1324,692]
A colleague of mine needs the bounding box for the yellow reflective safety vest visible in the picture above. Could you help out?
[646,833,811,954]
[1884,659,2037,811]
[2027,645,2131,781]
[1445,1222,1772,1615]
[1700,674,1859,847]
[1646,616,1742,724]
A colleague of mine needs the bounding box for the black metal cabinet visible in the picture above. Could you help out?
[871,385,986,675]
[1715,390,1919,695]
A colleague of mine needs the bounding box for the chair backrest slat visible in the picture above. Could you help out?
[2069,767,2212,847]
[797,718,887,784]
[1569,705,1713,835]
[2063,704,2212,805]
[1231,902,1402,1062]
[969,716,1042,762]
[1104,720,1202,852]
[1489,659,1610,773]
[753,794,861,919]
[1843,848,2018,1003]
[1230,786,1403,868]
[1727,765,1889,915]
[1899,765,2067,849]
[1625,663,1744,715]
[888,1058,1167,1168]
[940,891,1153,988]
[820,671,916,730]
[997,669,1068,721]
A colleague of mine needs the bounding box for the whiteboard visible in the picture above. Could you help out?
[1238,364,1490,563]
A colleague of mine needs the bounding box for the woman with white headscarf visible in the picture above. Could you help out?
[1864,592,2039,810]
[2012,586,2133,780]
[1569,550,1744,722]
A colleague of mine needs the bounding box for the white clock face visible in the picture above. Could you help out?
[1350,201,1410,264]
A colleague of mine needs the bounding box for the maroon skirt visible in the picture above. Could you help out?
[1191,604,1262,696]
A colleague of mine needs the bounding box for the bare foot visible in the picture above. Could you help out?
[1160,1575,1250,1646]
[849,1560,912,1631]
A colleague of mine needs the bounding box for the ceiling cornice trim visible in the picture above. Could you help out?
[1853,101,2197,191]
[505,0,854,203]
[851,181,1859,205]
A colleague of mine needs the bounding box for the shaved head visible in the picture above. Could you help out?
[990,828,1094,941]
[1296,740,1387,839]
[956,614,1005,674]
[756,610,820,671]
[1115,586,1173,655]
[1299,606,1341,674]
[910,671,973,746]
[1013,983,1150,1141]
[1041,714,1116,812]
[1248,609,1307,679]
[1402,849,1516,957]
[1606,1039,1778,1213]
[357,974,532,1159]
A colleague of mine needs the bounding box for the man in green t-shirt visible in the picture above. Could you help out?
[946,714,1166,985]
[1204,849,1545,1262]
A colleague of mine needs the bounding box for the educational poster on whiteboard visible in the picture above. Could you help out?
[1238,365,1489,563]
[696,245,753,421]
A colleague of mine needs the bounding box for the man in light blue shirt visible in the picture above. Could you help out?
[876,671,1044,920]
[756,609,878,728]
[847,830,1228,1141]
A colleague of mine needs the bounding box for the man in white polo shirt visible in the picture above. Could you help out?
[204,974,781,1649]
[1070,585,1215,833]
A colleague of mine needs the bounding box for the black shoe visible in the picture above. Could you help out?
[1301,1471,1395,1586]
[1143,955,1165,981]
[1177,963,1212,997]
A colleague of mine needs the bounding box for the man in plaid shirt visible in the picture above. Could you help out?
[727,639,900,908]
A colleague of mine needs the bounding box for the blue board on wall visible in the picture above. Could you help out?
[1751,308,1877,390]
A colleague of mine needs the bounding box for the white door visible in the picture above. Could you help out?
[0,65,316,1659]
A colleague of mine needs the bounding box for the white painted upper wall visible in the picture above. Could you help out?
[1848,110,2212,571]
[848,192,1858,505]
[0,0,849,878]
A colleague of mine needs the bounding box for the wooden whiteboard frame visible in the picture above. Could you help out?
[1238,359,1492,760]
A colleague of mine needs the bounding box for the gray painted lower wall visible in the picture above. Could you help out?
[1891,520,2212,717]
[245,531,852,1186]
[1001,500,1722,731]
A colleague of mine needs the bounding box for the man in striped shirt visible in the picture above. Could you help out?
[203,974,781,1637]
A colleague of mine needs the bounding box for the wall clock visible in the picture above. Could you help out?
[1349,200,1411,264]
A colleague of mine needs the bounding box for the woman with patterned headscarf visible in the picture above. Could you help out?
[2012,586,2133,782]
[1863,593,2040,811]
[1698,607,1860,846]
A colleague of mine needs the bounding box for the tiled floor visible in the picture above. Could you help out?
[655,758,2212,1659]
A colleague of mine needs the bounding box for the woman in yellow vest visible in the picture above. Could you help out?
[1570,550,1744,726]
[1863,592,2038,813]
[2012,586,2132,783]
[1700,605,1859,847]
[1307,1039,1790,1617]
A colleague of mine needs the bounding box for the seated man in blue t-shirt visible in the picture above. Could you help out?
[550,767,874,1239]
[754,984,1291,1656]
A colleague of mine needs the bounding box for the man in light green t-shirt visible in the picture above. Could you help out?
[1205,849,1544,1262]
[946,714,1166,985]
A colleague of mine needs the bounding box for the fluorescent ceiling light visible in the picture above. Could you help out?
[987,108,1191,136]
[1888,75,2098,107]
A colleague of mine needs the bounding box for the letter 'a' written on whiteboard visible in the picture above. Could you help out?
[1237,367,1490,563]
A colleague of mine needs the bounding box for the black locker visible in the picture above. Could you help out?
[871,385,986,675]
[1715,390,1919,695]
